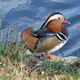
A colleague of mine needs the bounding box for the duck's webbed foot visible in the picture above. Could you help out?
[47,53,64,61]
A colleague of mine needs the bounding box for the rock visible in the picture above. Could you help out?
[64,56,80,72]
[64,56,80,64]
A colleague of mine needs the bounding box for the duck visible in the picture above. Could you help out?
[21,12,70,61]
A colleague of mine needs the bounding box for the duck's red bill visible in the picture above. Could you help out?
[63,20,70,24]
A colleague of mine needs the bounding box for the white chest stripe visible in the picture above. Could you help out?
[56,32,68,41]
[59,32,67,39]
[56,33,64,41]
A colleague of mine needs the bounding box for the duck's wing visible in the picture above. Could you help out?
[32,27,55,38]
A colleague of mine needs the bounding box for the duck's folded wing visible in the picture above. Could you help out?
[32,27,55,38]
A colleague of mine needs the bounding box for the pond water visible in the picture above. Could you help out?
[0,0,80,57]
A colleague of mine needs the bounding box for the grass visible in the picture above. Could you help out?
[42,61,80,80]
[0,17,80,80]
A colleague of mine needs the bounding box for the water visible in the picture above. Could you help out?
[0,0,80,57]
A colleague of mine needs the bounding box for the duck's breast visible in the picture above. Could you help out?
[48,28,69,53]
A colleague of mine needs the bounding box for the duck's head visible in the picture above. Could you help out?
[42,12,70,32]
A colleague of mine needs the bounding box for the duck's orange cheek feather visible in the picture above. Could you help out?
[48,26,64,32]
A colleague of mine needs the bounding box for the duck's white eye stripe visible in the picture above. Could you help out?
[47,14,62,22]
[44,14,63,27]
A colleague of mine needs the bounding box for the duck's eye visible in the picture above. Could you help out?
[58,17,60,19]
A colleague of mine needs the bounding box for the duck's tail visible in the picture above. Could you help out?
[21,27,38,52]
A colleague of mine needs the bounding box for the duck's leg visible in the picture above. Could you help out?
[47,53,63,61]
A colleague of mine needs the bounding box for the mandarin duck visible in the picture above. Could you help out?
[21,12,70,61]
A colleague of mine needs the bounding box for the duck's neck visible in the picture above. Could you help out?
[47,23,65,33]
